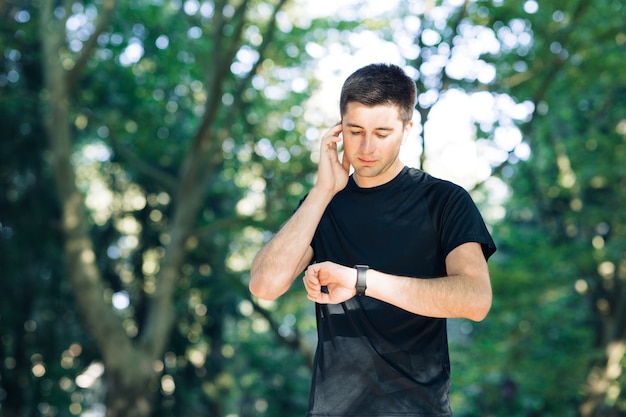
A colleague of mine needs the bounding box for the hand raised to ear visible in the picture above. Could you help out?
[314,124,351,196]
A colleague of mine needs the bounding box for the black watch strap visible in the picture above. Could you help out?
[355,265,368,296]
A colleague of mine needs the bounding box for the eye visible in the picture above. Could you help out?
[350,130,363,136]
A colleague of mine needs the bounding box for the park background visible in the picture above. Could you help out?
[1,0,625,416]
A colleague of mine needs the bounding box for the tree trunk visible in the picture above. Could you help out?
[104,353,159,417]
[38,3,160,416]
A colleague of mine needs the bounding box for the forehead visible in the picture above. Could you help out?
[342,102,403,128]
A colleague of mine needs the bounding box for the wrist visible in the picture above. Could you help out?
[308,186,336,205]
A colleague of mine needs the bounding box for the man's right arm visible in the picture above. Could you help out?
[249,123,349,300]
[249,188,332,300]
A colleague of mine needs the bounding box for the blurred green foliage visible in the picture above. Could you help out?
[1,0,625,416]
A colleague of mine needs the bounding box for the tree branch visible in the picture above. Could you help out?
[108,130,178,191]
[39,0,135,374]
[66,0,116,93]
[138,0,252,358]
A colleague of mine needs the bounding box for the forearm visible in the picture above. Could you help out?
[368,242,492,321]
[249,187,333,300]
[304,243,492,321]
[366,270,492,321]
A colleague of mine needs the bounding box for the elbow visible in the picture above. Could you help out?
[248,271,286,301]
[248,282,277,301]
[468,292,492,322]
[469,306,490,322]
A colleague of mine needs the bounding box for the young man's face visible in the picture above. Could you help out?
[341,102,413,188]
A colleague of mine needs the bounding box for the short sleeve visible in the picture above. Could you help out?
[429,182,496,260]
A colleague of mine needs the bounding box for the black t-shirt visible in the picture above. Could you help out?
[306,167,496,417]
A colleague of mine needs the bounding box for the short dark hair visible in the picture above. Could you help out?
[339,63,416,126]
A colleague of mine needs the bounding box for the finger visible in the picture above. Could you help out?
[303,270,320,293]
[302,273,315,290]
[306,263,320,278]
[322,124,343,143]
[341,148,350,171]
[308,291,328,304]
[329,122,342,136]
[304,281,322,303]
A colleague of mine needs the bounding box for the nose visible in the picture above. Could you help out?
[360,133,375,154]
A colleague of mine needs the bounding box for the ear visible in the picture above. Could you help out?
[402,120,414,143]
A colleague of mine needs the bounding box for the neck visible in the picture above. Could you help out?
[353,161,405,188]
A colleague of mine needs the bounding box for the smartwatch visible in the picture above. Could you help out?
[355,265,368,296]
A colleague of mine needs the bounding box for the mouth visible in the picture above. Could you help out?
[358,157,376,164]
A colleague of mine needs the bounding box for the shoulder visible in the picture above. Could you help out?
[402,170,482,222]
[402,167,468,198]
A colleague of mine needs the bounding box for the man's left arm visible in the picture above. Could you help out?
[303,241,492,321]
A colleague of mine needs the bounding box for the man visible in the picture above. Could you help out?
[249,63,496,416]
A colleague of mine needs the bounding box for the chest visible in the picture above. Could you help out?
[314,188,446,277]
